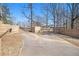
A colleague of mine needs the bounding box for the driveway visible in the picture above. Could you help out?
[20,32,79,56]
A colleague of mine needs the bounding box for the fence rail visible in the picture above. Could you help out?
[0,28,12,38]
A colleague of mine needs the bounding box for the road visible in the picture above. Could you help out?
[20,32,79,56]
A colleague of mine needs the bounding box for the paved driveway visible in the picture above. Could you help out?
[20,32,79,56]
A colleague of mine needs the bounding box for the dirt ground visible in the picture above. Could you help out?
[53,33,79,47]
[1,30,23,56]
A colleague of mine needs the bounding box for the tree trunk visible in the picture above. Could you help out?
[71,19,75,29]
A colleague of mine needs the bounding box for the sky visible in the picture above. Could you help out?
[5,3,45,26]
[4,3,68,26]
[6,3,29,24]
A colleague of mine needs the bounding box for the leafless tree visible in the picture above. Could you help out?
[22,3,33,31]
[67,3,79,29]
[42,4,49,28]
[0,4,12,24]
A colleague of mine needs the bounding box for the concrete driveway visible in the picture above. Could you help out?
[20,32,79,56]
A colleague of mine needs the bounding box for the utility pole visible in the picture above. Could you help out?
[29,3,33,31]
[46,5,48,28]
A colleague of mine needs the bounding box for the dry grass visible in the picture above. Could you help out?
[55,34,79,47]
[1,32,23,56]
[65,38,79,47]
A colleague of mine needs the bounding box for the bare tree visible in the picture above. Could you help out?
[42,4,49,28]
[0,4,12,24]
[22,3,33,31]
[67,3,79,29]
[49,3,57,32]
